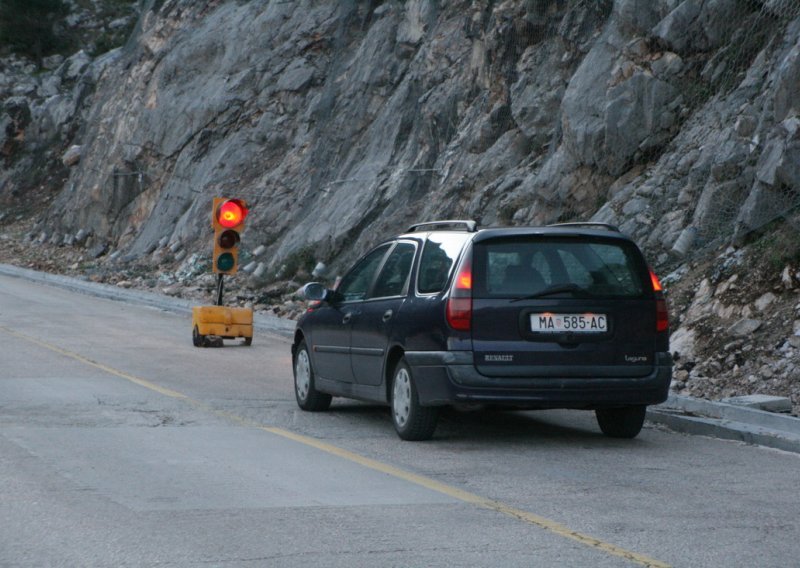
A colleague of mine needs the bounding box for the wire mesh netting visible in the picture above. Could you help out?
[448,0,800,266]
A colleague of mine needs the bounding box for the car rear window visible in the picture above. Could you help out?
[473,237,648,298]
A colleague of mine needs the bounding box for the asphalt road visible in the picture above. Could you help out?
[1,273,799,567]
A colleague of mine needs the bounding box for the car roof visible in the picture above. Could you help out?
[396,221,634,244]
[470,226,634,243]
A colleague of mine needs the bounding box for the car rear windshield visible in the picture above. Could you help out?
[473,237,649,299]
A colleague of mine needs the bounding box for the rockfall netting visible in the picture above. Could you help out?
[483,0,800,263]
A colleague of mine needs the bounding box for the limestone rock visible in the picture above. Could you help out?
[670,326,697,361]
[782,266,795,289]
[730,318,762,337]
[754,292,777,312]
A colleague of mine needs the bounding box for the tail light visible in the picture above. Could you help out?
[650,269,669,333]
[446,249,473,331]
[649,269,663,293]
[655,298,669,332]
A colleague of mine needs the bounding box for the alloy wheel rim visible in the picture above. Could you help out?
[295,350,311,401]
[393,368,411,427]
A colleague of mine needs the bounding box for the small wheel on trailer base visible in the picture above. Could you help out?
[293,340,332,411]
[192,326,207,348]
[595,406,647,439]
[242,336,252,346]
[390,358,439,441]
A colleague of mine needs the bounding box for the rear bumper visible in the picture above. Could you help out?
[404,351,672,409]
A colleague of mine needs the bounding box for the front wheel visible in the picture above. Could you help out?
[391,359,439,441]
[595,406,646,439]
[293,340,331,411]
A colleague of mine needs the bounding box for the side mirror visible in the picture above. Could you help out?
[301,282,330,302]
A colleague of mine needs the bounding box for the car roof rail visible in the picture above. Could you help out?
[406,220,478,233]
[547,222,621,232]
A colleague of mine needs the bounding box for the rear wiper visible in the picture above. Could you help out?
[510,283,589,302]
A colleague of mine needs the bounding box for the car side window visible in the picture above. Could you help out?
[417,233,468,294]
[336,244,391,302]
[371,242,416,299]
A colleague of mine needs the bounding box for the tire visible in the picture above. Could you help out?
[595,406,647,439]
[192,326,206,347]
[243,336,252,346]
[390,359,439,441]
[293,340,332,411]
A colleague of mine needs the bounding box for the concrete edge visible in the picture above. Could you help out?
[648,394,800,454]
[0,263,296,338]
[658,393,800,432]
[646,409,800,454]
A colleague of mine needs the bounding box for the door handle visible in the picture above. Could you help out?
[342,312,352,324]
[382,309,393,322]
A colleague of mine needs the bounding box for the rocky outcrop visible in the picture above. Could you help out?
[10,0,793,276]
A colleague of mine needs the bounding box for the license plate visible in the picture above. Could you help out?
[530,313,607,333]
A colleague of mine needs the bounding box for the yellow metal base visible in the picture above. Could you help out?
[192,306,253,347]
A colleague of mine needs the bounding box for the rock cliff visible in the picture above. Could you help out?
[2,0,800,410]
[4,0,800,266]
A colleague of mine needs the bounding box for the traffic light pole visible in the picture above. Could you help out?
[215,274,224,306]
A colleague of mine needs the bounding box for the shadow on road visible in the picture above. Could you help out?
[315,401,656,448]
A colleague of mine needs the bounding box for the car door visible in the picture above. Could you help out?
[309,244,391,383]
[350,241,417,386]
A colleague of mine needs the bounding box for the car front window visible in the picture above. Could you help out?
[336,244,391,302]
[371,242,416,299]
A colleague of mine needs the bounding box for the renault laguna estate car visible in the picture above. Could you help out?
[291,220,671,441]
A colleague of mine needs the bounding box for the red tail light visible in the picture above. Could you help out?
[650,269,669,332]
[446,297,472,331]
[656,297,669,332]
[446,251,473,331]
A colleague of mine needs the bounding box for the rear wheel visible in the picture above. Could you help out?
[391,359,439,441]
[192,326,206,347]
[595,406,646,438]
[293,340,331,411]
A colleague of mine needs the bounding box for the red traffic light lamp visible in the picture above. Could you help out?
[212,198,248,275]
[217,199,247,228]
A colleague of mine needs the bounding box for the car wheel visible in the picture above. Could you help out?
[391,359,439,441]
[192,326,206,347]
[293,340,332,411]
[595,406,646,439]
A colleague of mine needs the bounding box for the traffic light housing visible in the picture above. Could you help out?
[212,197,248,275]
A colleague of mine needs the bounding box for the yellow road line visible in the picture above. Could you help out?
[2,325,670,568]
[263,426,670,568]
[0,326,187,400]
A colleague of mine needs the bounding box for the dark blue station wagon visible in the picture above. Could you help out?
[292,221,672,440]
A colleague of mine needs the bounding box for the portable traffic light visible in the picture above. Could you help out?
[192,197,253,347]
[212,197,248,275]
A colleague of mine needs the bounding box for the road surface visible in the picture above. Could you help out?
[1,273,798,567]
